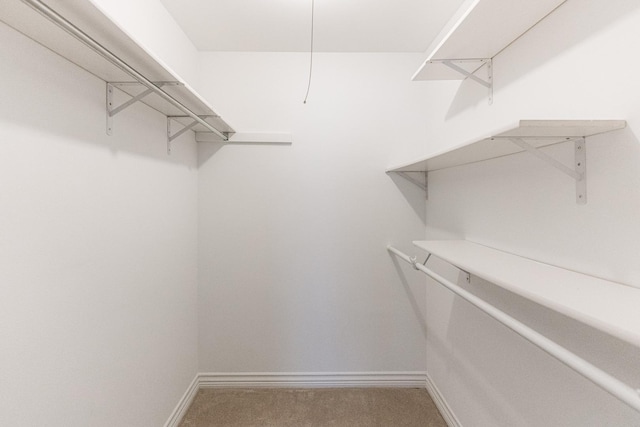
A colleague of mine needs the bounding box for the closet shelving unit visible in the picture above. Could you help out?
[389,0,640,414]
[413,240,640,348]
[0,0,292,150]
[385,120,635,411]
[388,243,640,412]
[412,0,568,104]
[386,120,639,410]
[387,120,626,204]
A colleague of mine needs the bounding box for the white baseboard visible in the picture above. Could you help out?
[425,373,461,427]
[165,371,430,426]
[199,371,427,389]
[164,374,200,427]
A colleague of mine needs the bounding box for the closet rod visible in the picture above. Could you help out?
[387,245,640,413]
[20,0,228,141]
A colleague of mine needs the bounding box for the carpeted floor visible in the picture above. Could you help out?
[179,387,447,426]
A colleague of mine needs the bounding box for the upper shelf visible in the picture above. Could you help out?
[387,120,626,173]
[0,0,234,136]
[413,0,567,81]
[414,240,640,348]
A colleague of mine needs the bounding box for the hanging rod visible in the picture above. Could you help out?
[387,245,640,413]
[20,0,228,141]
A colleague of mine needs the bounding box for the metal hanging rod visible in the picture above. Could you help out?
[20,0,228,141]
[387,245,640,413]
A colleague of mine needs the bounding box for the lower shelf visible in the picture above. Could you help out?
[413,240,640,347]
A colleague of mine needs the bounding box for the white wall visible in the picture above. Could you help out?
[196,52,436,373]
[418,0,640,424]
[91,0,200,87]
[0,20,198,427]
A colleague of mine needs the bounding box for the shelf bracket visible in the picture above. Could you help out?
[106,82,178,135]
[393,171,428,200]
[422,250,470,283]
[507,137,587,204]
[441,58,493,105]
[166,115,221,155]
[463,270,471,284]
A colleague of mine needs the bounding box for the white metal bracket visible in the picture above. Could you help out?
[507,137,587,204]
[106,82,179,135]
[440,58,493,105]
[463,270,471,284]
[422,251,470,283]
[392,171,428,200]
[166,115,222,155]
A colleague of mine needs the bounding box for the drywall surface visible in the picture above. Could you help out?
[197,52,436,373]
[0,21,198,427]
[416,0,640,425]
[91,0,200,87]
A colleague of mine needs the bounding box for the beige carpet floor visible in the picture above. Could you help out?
[179,387,447,427]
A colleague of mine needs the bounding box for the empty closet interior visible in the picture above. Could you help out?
[2,0,640,425]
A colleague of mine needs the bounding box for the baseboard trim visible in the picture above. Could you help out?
[425,373,461,427]
[165,371,430,425]
[199,371,427,389]
[163,374,200,427]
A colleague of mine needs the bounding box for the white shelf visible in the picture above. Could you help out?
[413,0,567,81]
[387,120,626,173]
[195,132,293,145]
[414,240,640,348]
[0,0,234,137]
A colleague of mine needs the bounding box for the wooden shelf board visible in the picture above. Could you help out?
[387,120,626,173]
[414,240,640,347]
[413,0,567,81]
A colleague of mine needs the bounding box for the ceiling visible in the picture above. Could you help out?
[158,0,467,52]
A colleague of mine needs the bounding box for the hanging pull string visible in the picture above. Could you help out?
[303,0,314,104]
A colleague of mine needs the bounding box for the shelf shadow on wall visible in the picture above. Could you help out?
[424,296,524,423]
[387,172,427,225]
[390,255,428,340]
[445,0,640,119]
[197,141,225,168]
[197,140,293,168]
[433,270,640,421]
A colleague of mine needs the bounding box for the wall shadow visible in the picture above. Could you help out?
[197,142,226,168]
[387,172,427,224]
[437,270,640,422]
[390,254,428,339]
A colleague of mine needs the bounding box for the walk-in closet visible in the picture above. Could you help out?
[2,0,640,425]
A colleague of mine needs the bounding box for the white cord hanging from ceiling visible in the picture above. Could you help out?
[303,0,314,104]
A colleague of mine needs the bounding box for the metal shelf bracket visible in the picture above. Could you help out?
[439,58,493,105]
[392,171,428,200]
[106,82,179,135]
[422,250,470,283]
[506,137,587,204]
[166,115,222,155]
